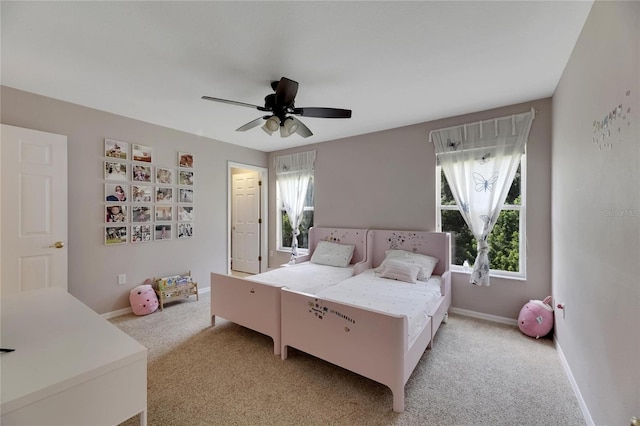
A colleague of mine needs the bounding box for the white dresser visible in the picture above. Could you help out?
[1,287,147,426]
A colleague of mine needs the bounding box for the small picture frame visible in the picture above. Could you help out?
[105,183,128,202]
[156,167,173,184]
[155,206,173,221]
[178,206,194,222]
[177,223,193,239]
[155,224,172,241]
[132,165,152,182]
[104,138,128,160]
[131,185,153,203]
[104,161,128,181]
[131,206,152,223]
[178,170,194,186]
[156,187,173,203]
[178,152,193,169]
[179,188,194,203]
[105,205,127,223]
[105,226,127,245]
[131,225,152,243]
[132,143,152,163]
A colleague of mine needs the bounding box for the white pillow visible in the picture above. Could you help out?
[310,240,355,267]
[374,249,439,281]
[379,259,421,283]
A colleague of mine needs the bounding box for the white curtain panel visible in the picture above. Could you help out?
[275,150,316,262]
[431,109,534,286]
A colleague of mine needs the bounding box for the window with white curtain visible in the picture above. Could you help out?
[431,109,534,284]
[275,151,315,257]
[277,176,314,252]
[436,158,526,278]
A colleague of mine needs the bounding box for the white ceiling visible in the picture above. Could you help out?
[1,1,593,152]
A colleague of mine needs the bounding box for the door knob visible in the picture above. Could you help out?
[49,241,65,249]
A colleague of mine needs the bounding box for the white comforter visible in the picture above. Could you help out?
[246,262,355,294]
[314,269,442,345]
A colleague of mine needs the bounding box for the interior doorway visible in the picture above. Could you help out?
[228,162,268,275]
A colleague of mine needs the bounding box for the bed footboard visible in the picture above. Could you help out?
[210,273,282,355]
[281,288,424,412]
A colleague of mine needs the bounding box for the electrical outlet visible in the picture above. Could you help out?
[118,274,126,285]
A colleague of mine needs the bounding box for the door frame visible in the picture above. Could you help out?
[227,162,268,275]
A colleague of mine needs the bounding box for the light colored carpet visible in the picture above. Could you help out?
[112,291,584,426]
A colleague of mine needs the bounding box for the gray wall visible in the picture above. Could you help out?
[269,97,553,320]
[552,1,640,424]
[1,86,267,314]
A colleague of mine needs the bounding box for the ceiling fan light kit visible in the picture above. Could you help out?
[202,77,351,139]
[262,116,281,135]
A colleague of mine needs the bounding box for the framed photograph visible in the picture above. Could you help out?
[131,225,152,243]
[104,161,128,181]
[156,167,173,184]
[178,152,193,169]
[105,205,127,223]
[155,205,173,221]
[131,206,152,223]
[131,185,153,203]
[178,170,194,186]
[155,187,173,203]
[177,223,193,239]
[104,138,128,160]
[132,143,152,163]
[178,188,194,203]
[105,226,127,245]
[178,206,194,222]
[132,164,152,182]
[105,183,128,202]
[154,224,172,241]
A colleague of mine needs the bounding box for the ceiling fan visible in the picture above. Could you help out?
[202,77,351,138]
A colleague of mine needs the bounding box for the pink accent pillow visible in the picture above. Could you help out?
[129,284,159,315]
[379,259,421,283]
[375,250,439,281]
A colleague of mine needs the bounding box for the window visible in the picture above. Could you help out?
[277,177,314,252]
[436,158,525,277]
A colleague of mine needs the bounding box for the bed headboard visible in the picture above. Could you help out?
[308,227,370,264]
[369,230,451,276]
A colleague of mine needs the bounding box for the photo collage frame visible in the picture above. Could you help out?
[103,138,194,245]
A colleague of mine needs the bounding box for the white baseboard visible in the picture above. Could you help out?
[102,286,210,320]
[449,307,518,326]
[102,307,132,320]
[554,339,594,426]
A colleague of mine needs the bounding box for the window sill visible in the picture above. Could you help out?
[450,266,526,281]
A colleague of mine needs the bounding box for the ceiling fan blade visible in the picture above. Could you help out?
[291,117,313,138]
[292,107,352,118]
[274,77,299,107]
[236,116,266,132]
[202,96,264,110]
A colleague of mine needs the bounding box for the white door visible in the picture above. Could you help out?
[1,124,68,293]
[232,171,260,274]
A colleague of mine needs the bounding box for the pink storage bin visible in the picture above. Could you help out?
[129,284,159,315]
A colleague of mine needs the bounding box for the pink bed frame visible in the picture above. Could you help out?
[280,230,451,413]
[210,227,372,355]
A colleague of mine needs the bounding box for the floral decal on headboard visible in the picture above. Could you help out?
[320,229,362,244]
[386,232,429,253]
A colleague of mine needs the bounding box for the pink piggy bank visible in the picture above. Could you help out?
[129,284,159,315]
[518,296,554,339]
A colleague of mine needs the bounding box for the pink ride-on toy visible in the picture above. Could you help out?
[518,296,554,339]
[129,284,159,315]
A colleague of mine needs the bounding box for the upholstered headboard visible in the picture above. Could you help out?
[369,230,451,276]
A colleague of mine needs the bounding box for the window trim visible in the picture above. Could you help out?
[436,154,527,279]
